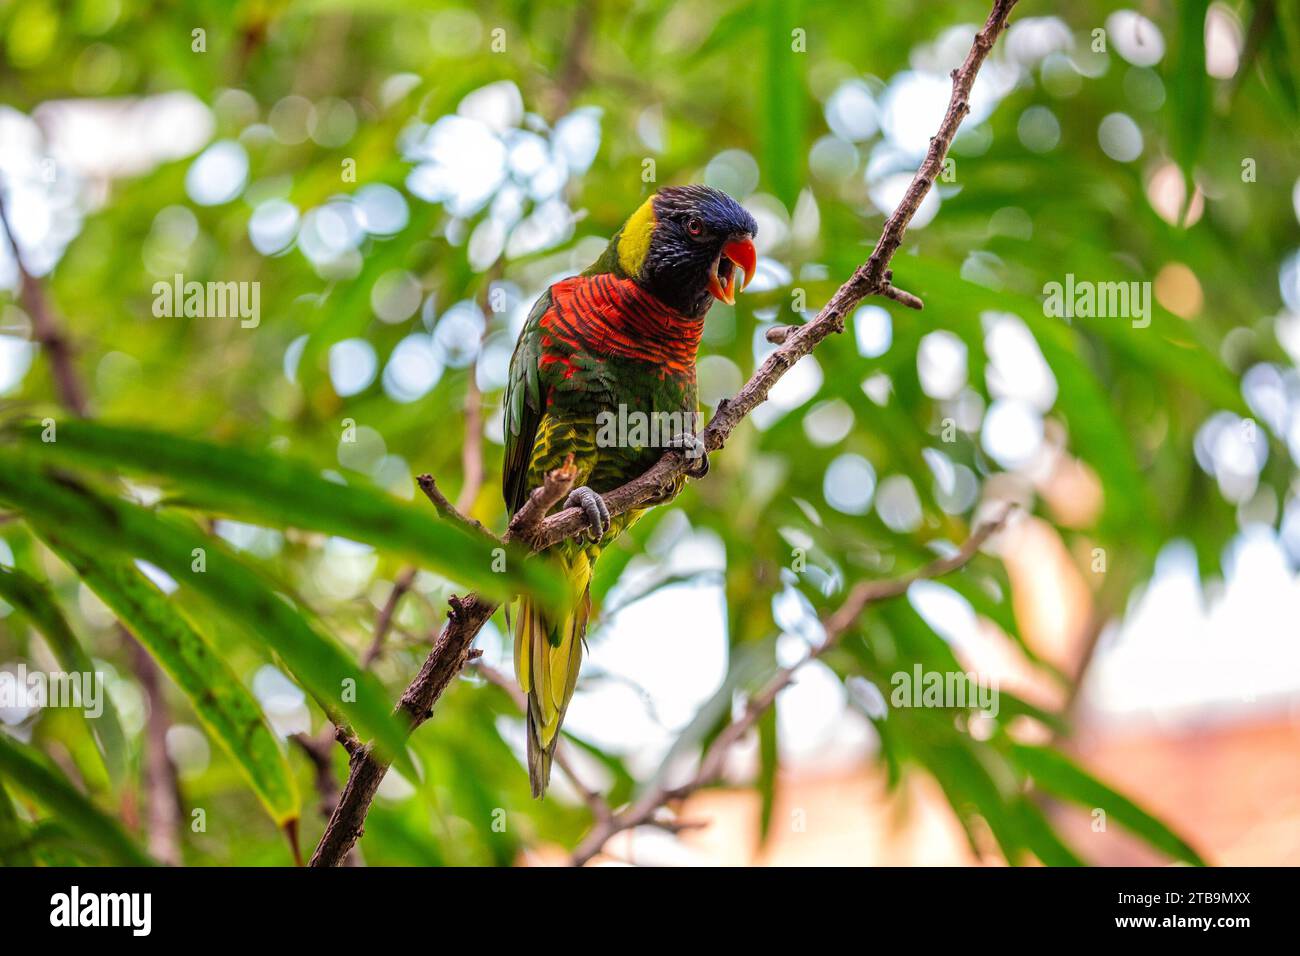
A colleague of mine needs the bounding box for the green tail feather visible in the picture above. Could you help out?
[515,552,591,798]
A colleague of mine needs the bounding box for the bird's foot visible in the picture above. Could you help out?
[664,432,709,479]
[565,485,610,541]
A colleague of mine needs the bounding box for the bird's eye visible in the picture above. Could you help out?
[686,217,704,237]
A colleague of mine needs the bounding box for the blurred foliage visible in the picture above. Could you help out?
[0,0,1295,866]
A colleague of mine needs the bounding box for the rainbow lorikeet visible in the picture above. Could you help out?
[503,185,757,796]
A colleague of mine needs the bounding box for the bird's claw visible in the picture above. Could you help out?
[566,485,610,540]
[664,432,709,479]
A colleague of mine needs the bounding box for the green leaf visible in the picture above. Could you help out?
[1269,0,1300,116]
[760,0,806,208]
[41,535,300,827]
[0,566,128,783]
[756,704,778,845]
[23,820,93,866]
[913,733,1026,864]
[0,731,153,866]
[561,733,637,810]
[1011,795,1084,867]
[1009,743,1205,865]
[912,727,1082,866]
[8,420,566,610]
[995,690,1069,737]
[0,779,36,866]
[1168,0,1210,189]
[0,450,410,765]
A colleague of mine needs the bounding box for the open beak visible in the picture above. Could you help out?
[707,236,757,306]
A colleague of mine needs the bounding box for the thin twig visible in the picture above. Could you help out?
[0,180,88,417]
[310,0,1021,867]
[290,732,338,812]
[309,590,500,865]
[415,474,493,539]
[289,728,362,865]
[360,566,418,669]
[126,634,183,866]
[764,325,797,345]
[879,282,925,310]
[458,380,485,516]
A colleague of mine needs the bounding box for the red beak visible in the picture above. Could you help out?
[707,237,757,305]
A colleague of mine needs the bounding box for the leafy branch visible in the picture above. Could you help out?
[308,0,1023,868]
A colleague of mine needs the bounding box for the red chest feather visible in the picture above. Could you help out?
[540,274,704,376]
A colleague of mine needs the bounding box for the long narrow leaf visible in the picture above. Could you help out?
[1010,743,1205,865]
[760,0,805,208]
[756,704,778,846]
[0,451,410,763]
[9,420,566,609]
[0,779,36,866]
[915,734,1026,864]
[1168,0,1210,191]
[0,731,153,866]
[0,566,128,782]
[42,536,299,826]
[1011,795,1084,867]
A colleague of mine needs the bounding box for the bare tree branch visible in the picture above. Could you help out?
[290,729,358,868]
[415,474,493,539]
[878,281,926,311]
[290,731,342,819]
[290,729,362,865]
[360,566,417,669]
[309,590,499,866]
[458,375,486,516]
[126,635,183,866]
[0,181,88,417]
[310,0,1021,867]
[505,454,577,546]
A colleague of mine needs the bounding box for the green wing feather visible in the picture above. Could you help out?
[502,289,552,515]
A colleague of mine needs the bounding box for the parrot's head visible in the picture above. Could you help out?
[613,185,758,318]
